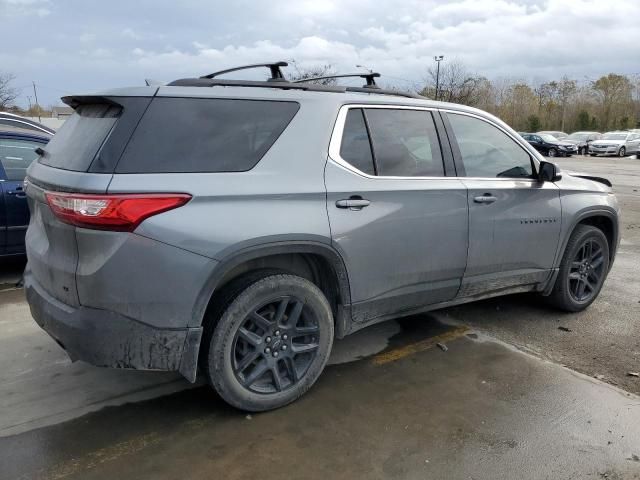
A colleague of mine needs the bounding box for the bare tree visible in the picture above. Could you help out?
[286,62,337,85]
[0,73,19,110]
[556,77,577,131]
[420,60,487,106]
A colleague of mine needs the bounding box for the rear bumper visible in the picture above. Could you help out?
[24,270,202,382]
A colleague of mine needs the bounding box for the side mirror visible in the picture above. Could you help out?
[538,160,562,182]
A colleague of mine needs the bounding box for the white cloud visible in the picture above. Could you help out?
[2,0,640,107]
[121,28,141,40]
[0,0,50,16]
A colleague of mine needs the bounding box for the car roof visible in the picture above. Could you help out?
[0,112,56,135]
[0,126,51,142]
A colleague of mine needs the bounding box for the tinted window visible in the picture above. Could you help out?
[339,109,375,175]
[0,138,43,180]
[365,109,444,177]
[116,98,299,173]
[448,113,533,178]
[40,104,121,171]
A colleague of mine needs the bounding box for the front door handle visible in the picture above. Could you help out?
[336,197,371,209]
[473,194,497,204]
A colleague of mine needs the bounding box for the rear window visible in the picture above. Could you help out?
[39,104,121,171]
[115,98,300,173]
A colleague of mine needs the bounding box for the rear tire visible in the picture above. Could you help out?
[549,225,609,312]
[548,148,557,157]
[203,272,334,411]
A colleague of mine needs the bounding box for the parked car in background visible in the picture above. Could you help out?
[0,112,55,136]
[0,126,51,256]
[563,131,602,155]
[537,130,568,140]
[521,132,578,157]
[23,62,620,412]
[589,131,640,157]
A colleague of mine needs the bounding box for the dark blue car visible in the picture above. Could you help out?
[1,127,51,256]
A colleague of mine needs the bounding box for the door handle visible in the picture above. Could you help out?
[7,187,26,198]
[473,194,497,204]
[336,197,371,209]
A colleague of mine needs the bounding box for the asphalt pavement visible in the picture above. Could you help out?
[0,155,639,480]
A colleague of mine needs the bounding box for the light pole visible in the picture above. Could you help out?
[434,55,444,100]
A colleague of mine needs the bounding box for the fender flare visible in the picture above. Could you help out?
[190,241,352,330]
[543,207,619,295]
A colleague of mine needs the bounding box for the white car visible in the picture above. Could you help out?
[589,131,640,157]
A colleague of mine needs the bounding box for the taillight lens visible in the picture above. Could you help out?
[45,192,191,232]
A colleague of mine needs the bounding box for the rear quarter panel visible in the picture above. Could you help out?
[107,95,338,260]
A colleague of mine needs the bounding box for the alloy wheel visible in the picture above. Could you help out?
[548,148,557,157]
[568,239,606,303]
[231,296,320,394]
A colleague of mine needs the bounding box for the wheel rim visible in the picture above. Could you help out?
[549,149,556,157]
[619,147,625,157]
[568,239,606,302]
[231,296,320,394]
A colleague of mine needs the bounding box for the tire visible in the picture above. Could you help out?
[619,146,626,157]
[202,272,334,411]
[548,148,557,157]
[549,225,610,312]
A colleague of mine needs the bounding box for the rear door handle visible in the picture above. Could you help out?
[336,198,371,209]
[473,194,497,204]
[7,186,26,198]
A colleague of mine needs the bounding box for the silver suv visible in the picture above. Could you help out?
[24,62,620,411]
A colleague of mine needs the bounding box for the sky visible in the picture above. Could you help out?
[1,0,639,108]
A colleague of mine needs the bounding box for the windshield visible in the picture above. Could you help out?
[539,134,558,142]
[601,133,627,140]
[566,133,589,141]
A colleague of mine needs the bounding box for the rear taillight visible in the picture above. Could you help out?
[45,192,191,232]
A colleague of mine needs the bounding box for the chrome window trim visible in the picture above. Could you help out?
[0,118,52,135]
[328,103,541,182]
[440,108,541,181]
[328,104,457,181]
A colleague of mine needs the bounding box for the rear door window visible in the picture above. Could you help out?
[339,109,375,175]
[39,104,121,171]
[116,98,299,173]
[0,138,43,180]
[364,109,444,177]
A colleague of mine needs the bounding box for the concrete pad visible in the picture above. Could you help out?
[1,316,639,480]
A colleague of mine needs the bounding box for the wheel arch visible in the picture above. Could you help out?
[543,207,619,295]
[191,241,353,337]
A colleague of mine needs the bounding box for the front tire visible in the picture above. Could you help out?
[203,273,334,411]
[549,225,609,312]
[619,146,626,157]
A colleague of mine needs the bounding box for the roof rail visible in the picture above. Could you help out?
[200,61,288,81]
[294,72,381,88]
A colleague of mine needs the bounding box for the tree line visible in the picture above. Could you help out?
[2,62,639,133]
[419,61,640,133]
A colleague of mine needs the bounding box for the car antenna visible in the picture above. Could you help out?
[293,72,381,89]
[200,61,289,82]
